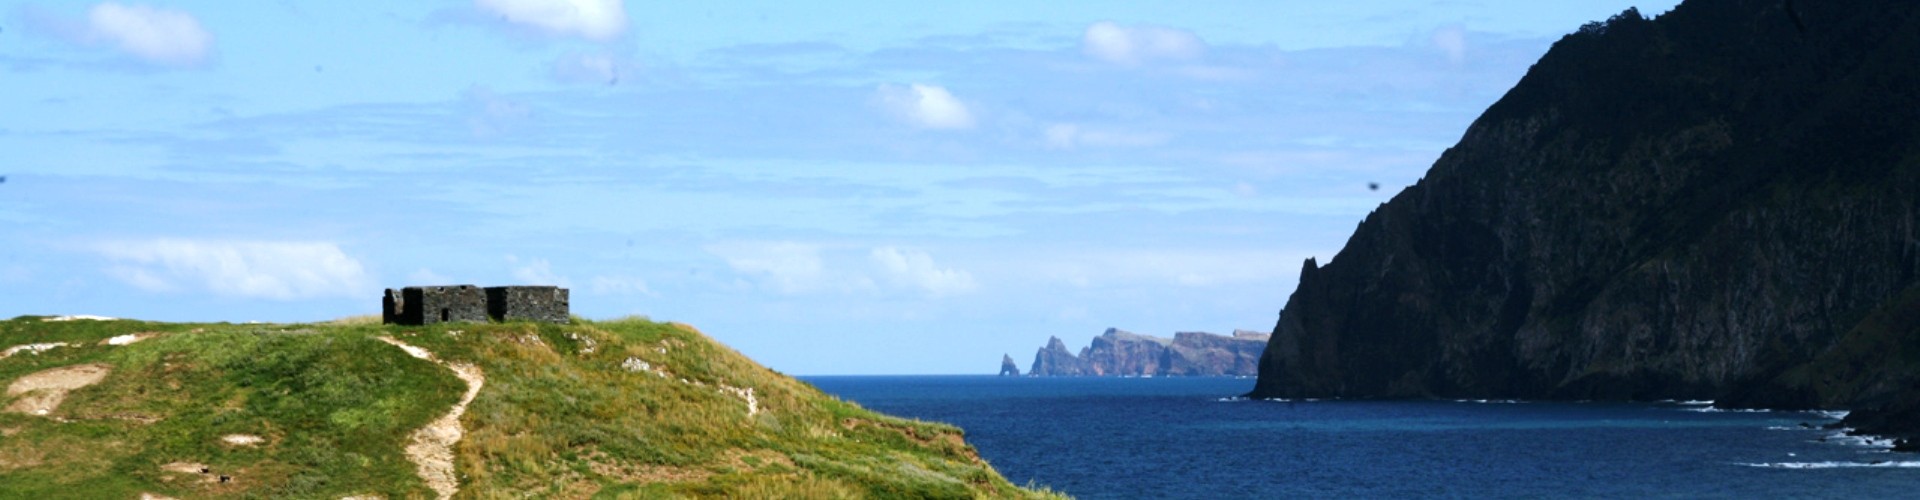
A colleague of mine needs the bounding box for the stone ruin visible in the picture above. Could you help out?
[383,285,569,325]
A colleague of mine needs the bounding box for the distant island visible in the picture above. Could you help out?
[1010,328,1270,377]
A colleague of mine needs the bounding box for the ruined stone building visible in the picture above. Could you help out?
[383,285,569,325]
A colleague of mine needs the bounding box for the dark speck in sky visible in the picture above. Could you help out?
[1368,182,1380,191]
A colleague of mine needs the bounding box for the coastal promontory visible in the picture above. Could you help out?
[1251,0,1920,444]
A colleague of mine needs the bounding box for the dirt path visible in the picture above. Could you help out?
[5,364,112,416]
[377,336,483,500]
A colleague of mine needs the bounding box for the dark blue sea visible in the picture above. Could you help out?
[804,376,1920,498]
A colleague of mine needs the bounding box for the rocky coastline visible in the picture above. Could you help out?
[1023,328,1269,377]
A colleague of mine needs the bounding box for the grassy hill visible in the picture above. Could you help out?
[0,315,1061,499]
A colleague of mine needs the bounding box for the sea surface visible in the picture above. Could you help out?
[804,376,1920,498]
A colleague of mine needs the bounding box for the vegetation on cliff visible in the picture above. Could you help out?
[0,315,1059,498]
[1254,0,1920,443]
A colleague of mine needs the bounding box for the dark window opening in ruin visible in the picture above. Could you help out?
[441,309,450,322]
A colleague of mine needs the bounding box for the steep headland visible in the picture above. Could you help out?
[1252,0,1920,445]
[0,315,1058,498]
[1027,329,1269,376]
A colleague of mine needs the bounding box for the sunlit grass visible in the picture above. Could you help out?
[0,315,1063,499]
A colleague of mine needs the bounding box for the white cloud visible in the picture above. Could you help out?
[475,0,626,41]
[95,239,370,300]
[875,83,975,130]
[86,2,212,67]
[507,256,571,287]
[1432,24,1468,64]
[870,247,976,296]
[1082,21,1203,65]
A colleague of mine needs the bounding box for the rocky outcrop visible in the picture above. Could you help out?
[998,354,1021,376]
[1027,329,1268,376]
[1251,0,1920,436]
[1029,336,1088,376]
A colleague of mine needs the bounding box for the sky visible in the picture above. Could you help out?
[0,0,1683,375]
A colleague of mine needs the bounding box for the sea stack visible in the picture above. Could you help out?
[999,354,1022,376]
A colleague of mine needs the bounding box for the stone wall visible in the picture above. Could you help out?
[383,284,569,325]
[485,286,570,324]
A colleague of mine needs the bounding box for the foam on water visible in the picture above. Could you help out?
[1822,429,1896,449]
[1738,461,1920,469]
[1683,406,1772,413]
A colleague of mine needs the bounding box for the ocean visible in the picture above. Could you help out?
[804,376,1920,498]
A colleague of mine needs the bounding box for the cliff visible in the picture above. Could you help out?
[1028,328,1269,376]
[0,316,1059,498]
[1250,0,1920,443]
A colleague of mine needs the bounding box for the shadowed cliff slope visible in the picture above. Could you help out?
[1252,0,1920,439]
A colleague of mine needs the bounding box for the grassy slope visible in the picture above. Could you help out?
[0,316,1061,499]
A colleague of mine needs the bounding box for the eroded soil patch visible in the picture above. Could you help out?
[5,363,112,416]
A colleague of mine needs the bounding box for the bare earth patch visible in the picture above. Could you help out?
[5,364,112,416]
[160,461,209,475]
[0,342,70,360]
[221,434,265,446]
[377,336,485,500]
[101,332,161,346]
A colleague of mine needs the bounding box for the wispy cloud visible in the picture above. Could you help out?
[1043,123,1170,150]
[1082,21,1203,66]
[1432,24,1468,65]
[708,241,838,294]
[874,83,975,130]
[550,51,639,85]
[475,0,627,41]
[464,86,532,138]
[94,239,370,300]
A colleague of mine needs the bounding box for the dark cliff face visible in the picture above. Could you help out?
[1029,329,1268,376]
[1253,0,1920,411]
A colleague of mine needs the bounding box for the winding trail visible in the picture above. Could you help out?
[377,336,484,500]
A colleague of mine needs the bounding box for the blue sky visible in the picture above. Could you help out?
[0,0,1681,374]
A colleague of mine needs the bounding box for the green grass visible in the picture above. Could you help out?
[0,316,1066,499]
